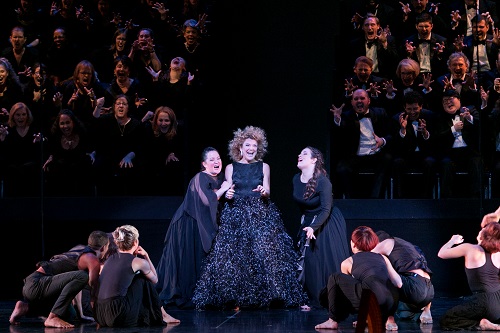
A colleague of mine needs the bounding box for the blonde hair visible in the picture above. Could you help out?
[113,225,139,251]
[8,102,34,127]
[228,125,268,162]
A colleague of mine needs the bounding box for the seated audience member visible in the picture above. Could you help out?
[438,222,500,331]
[402,13,449,79]
[330,89,393,199]
[1,26,39,85]
[24,62,61,135]
[348,14,400,80]
[42,109,95,196]
[93,94,145,196]
[315,225,402,331]
[171,19,211,85]
[94,225,179,327]
[433,52,481,110]
[0,102,43,197]
[102,55,149,120]
[436,89,482,198]
[146,56,195,127]
[9,230,109,328]
[90,28,131,84]
[391,91,438,198]
[373,230,434,324]
[383,58,434,113]
[42,27,82,87]
[128,27,164,93]
[60,60,106,130]
[342,56,385,109]
[393,0,449,42]
[455,15,499,91]
[350,0,397,33]
[0,57,27,124]
[449,0,498,38]
[142,106,185,195]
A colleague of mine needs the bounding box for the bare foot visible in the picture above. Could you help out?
[160,307,180,324]
[9,301,29,325]
[163,313,180,324]
[480,318,500,330]
[386,316,398,331]
[44,316,74,328]
[420,312,433,324]
[315,318,338,330]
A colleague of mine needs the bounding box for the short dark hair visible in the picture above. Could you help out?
[442,89,460,99]
[376,230,393,242]
[404,91,424,106]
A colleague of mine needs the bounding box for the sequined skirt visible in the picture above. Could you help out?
[192,197,307,309]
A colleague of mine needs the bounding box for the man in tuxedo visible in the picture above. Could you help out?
[348,14,400,80]
[449,0,498,38]
[391,91,438,198]
[342,56,385,108]
[330,89,393,198]
[460,15,499,90]
[403,13,449,78]
[433,52,481,109]
[436,89,482,198]
[394,0,449,42]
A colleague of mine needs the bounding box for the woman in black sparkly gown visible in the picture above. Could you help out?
[192,126,307,309]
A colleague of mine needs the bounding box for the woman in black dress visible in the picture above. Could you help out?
[156,147,230,309]
[192,126,307,309]
[293,146,350,308]
[42,109,94,196]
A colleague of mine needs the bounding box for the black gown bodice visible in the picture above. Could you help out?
[232,161,263,198]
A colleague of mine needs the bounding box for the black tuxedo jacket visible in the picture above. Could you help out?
[391,109,437,157]
[403,33,449,77]
[333,106,393,158]
[348,36,400,80]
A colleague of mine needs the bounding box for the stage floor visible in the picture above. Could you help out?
[4,296,467,333]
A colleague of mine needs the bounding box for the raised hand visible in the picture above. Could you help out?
[145,66,161,81]
[453,34,465,51]
[383,80,397,95]
[450,10,461,30]
[442,76,456,90]
[405,40,416,55]
[419,73,434,90]
[460,107,472,122]
[344,78,358,96]
[463,71,477,91]
[367,82,381,96]
[433,41,446,55]
[351,12,364,29]
[429,2,440,15]
[399,112,408,130]
[329,103,345,122]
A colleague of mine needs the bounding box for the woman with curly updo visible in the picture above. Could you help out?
[192,125,307,309]
[293,146,350,309]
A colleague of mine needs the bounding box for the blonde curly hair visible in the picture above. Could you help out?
[228,126,268,162]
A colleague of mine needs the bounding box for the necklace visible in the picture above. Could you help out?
[184,42,199,54]
[62,135,78,149]
[117,118,131,136]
